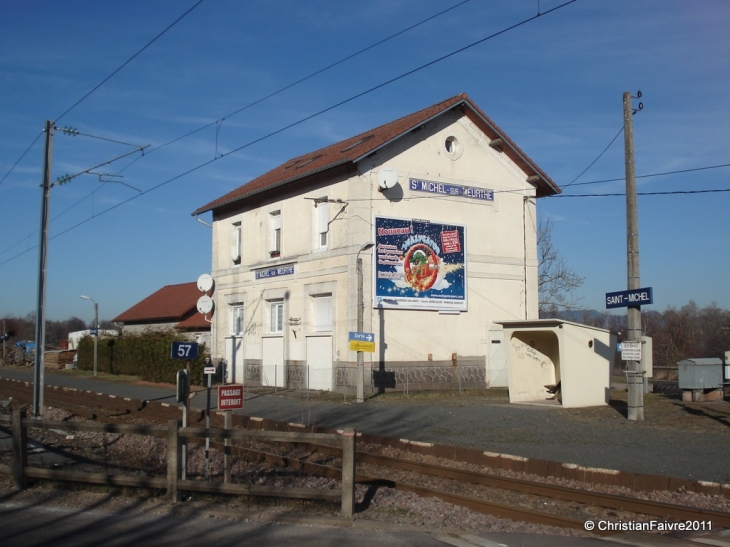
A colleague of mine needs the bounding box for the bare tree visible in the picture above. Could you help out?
[538,218,585,315]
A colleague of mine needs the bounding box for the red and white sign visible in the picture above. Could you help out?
[440,230,461,253]
[218,385,244,410]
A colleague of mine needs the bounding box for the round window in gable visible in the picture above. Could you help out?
[444,136,463,160]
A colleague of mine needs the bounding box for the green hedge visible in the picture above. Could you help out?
[76,331,207,386]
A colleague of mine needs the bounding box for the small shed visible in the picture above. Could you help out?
[495,319,616,408]
[678,358,723,391]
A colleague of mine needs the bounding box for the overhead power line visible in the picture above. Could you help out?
[0,130,43,188]
[117,0,473,172]
[0,0,579,268]
[563,162,730,189]
[36,0,477,239]
[54,0,205,123]
[551,188,730,198]
[0,1,203,191]
[563,126,624,189]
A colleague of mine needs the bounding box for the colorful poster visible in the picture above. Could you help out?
[373,217,467,311]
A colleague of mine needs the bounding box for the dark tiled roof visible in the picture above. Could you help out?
[194,93,559,215]
[114,282,202,323]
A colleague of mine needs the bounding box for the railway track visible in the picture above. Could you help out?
[1,376,729,534]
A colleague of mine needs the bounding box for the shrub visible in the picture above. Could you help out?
[77,330,207,386]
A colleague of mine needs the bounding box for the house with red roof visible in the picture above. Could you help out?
[193,93,559,392]
[113,282,211,346]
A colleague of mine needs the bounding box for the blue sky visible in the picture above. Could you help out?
[1,0,728,323]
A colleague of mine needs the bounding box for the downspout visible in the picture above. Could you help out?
[195,214,213,228]
[523,196,528,319]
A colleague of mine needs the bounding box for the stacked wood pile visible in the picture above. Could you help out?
[44,350,77,369]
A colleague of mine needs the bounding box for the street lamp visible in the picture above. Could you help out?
[356,242,375,403]
[80,295,98,376]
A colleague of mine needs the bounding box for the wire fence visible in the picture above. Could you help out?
[244,363,487,394]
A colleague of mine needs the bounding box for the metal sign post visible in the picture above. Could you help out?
[224,410,231,484]
[176,369,189,480]
[204,361,215,481]
[172,341,199,479]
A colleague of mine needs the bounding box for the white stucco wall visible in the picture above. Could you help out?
[207,110,542,385]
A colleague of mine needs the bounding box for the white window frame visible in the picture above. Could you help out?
[269,211,281,258]
[231,304,244,335]
[269,300,284,334]
[231,221,242,266]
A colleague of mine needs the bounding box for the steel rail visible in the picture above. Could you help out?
[2,377,729,531]
[353,451,730,528]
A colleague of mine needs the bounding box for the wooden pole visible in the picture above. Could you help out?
[224,411,231,484]
[623,91,644,421]
[167,420,181,503]
[33,120,54,417]
[340,427,356,517]
[12,409,28,490]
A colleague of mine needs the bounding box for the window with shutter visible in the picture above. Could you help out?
[316,200,329,249]
[231,222,242,265]
[311,294,332,332]
[269,211,281,257]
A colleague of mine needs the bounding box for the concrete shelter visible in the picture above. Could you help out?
[496,319,616,408]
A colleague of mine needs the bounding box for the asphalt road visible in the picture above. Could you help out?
[1,367,729,483]
[0,501,448,547]
[0,499,614,547]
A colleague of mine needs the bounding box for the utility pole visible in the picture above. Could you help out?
[356,242,374,403]
[623,92,644,421]
[33,120,54,417]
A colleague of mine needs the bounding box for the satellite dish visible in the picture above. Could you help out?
[197,273,214,292]
[197,295,214,315]
[377,166,398,191]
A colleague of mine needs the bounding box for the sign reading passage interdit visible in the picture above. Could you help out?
[349,331,375,352]
[218,385,244,410]
[374,216,466,311]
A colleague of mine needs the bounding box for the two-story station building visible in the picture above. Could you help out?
[193,93,560,394]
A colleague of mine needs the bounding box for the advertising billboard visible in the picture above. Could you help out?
[373,216,466,311]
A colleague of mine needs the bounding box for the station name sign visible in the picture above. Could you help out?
[409,178,494,201]
[605,287,653,309]
[255,264,294,280]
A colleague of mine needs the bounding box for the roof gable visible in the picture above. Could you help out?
[113,282,202,323]
[194,93,559,215]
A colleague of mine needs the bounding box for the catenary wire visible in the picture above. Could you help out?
[36,0,477,235]
[0,130,43,188]
[54,1,205,124]
[550,188,730,198]
[57,129,147,148]
[0,0,580,267]
[0,2,203,191]
[562,126,624,189]
[115,0,473,173]
[562,162,730,189]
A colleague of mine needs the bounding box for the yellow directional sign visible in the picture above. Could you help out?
[349,331,375,352]
[349,340,375,352]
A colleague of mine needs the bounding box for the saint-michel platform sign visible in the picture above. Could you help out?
[606,287,653,309]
